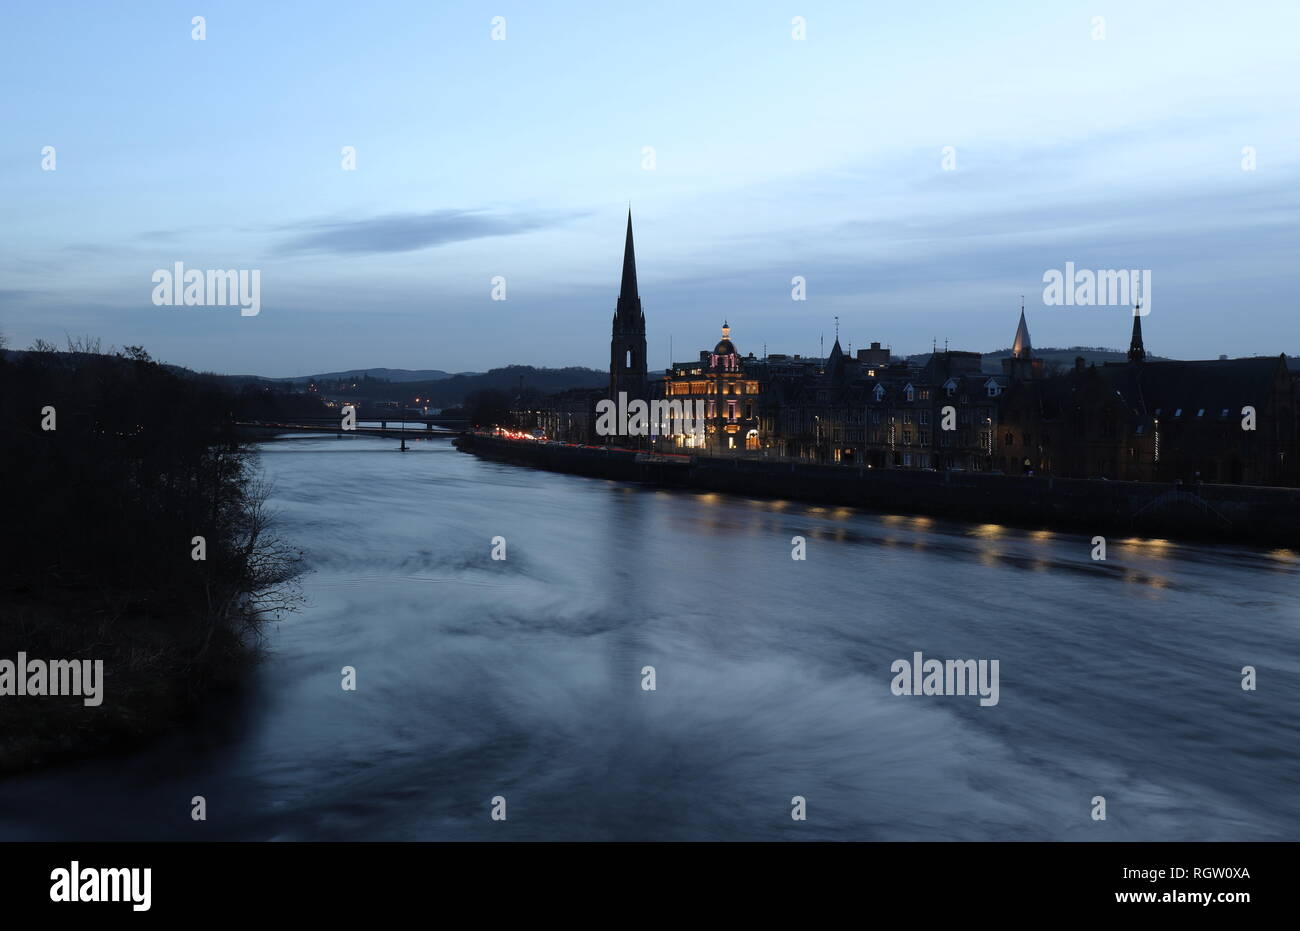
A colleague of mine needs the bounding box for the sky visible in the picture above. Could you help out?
[1,0,1298,376]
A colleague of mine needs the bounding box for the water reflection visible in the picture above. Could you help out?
[1,435,1296,842]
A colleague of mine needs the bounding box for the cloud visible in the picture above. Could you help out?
[0,288,38,305]
[274,209,586,256]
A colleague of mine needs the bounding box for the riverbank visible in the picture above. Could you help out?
[0,350,303,776]
[0,590,254,774]
[455,433,1300,546]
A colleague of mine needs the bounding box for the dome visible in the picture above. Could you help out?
[713,320,737,356]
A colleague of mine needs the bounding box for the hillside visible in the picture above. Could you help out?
[275,367,463,383]
[279,364,607,408]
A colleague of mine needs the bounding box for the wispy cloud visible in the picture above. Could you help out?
[275,209,586,256]
[0,288,38,305]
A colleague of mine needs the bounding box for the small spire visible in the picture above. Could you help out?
[1129,303,1146,363]
[1012,305,1033,359]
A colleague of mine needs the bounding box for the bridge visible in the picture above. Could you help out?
[235,419,465,448]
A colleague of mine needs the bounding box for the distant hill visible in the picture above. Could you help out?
[271,364,608,408]
[276,367,465,384]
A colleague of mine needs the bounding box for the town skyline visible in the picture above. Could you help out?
[3,1,1297,376]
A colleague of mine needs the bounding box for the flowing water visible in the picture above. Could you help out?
[3,433,1298,840]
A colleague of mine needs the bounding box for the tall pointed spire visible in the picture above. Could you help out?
[618,208,638,304]
[609,210,648,414]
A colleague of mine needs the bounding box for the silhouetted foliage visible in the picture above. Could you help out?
[0,348,303,771]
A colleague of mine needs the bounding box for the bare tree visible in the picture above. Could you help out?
[64,333,102,354]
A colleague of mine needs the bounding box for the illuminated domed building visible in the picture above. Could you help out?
[661,321,762,452]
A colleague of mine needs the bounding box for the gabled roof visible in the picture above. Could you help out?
[1025,356,1287,424]
[1125,357,1286,417]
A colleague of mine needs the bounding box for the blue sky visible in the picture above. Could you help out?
[2,0,1297,375]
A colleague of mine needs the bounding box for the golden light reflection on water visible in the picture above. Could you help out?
[1123,570,1171,588]
[1120,537,1172,558]
[973,523,1004,539]
[1267,548,1296,562]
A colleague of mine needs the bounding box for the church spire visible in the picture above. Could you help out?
[609,210,648,415]
[618,208,638,304]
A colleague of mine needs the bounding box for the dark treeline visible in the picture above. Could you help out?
[0,346,306,772]
[267,364,606,409]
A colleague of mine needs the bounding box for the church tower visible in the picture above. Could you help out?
[609,210,648,405]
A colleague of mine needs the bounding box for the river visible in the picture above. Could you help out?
[2,432,1297,840]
